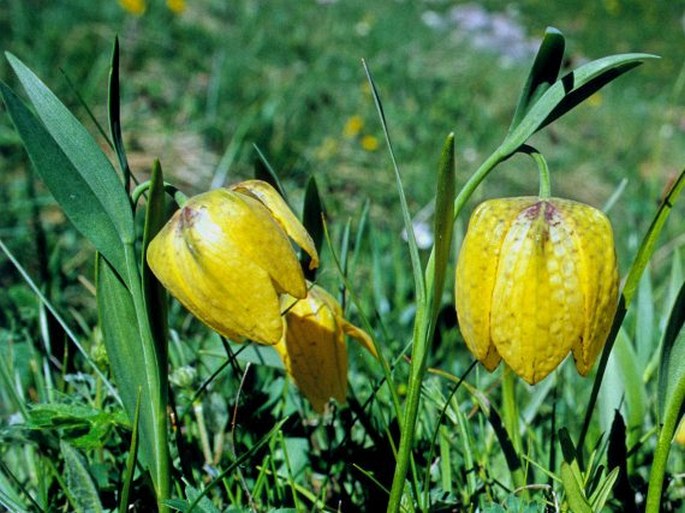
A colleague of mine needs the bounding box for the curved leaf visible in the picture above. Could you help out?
[508,27,565,132]
[502,53,658,155]
[4,53,134,280]
[1,83,131,284]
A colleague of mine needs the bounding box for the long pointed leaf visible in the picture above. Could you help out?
[1,83,131,284]
[502,53,657,155]
[508,27,565,131]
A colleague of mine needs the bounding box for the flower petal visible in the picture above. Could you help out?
[456,199,535,370]
[490,201,585,384]
[557,200,619,375]
[278,289,347,412]
[147,201,285,345]
[231,180,320,270]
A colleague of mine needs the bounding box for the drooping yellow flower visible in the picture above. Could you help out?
[455,197,619,384]
[276,284,375,412]
[147,180,319,346]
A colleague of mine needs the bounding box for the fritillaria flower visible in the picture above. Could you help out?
[276,284,375,412]
[455,197,619,384]
[147,180,319,346]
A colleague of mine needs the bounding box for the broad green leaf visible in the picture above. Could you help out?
[508,27,565,131]
[0,83,131,285]
[502,53,657,155]
[6,52,134,245]
[300,175,325,280]
[96,254,169,500]
[560,462,592,513]
[60,441,104,513]
[142,160,170,365]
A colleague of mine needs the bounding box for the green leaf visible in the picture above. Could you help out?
[142,160,170,367]
[502,52,657,155]
[560,462,592,513]
[0,82,132,285]
[657,279,685,422]
[508,27,565,132]
[429,133,456,326]
[108,36,132,189]
[96,255,167,489]
[579,168,685,451]
[118,391,142,513]
[589,467,619,511]
[60,441,104,513]
[300,175,325,280]
[253,144,287,201]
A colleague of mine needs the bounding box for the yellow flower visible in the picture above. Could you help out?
[343,115,364,138]
[360,134,379,152]
[166,0,185,14]
[276,284,375,412]
[455,197,619,384]
[119,0,146,15]
[147,180,319,346]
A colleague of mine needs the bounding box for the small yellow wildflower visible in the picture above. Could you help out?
[361,134,379,152]
[119,0,146,15]
[455,197,619,384]
[166,0,186,14]
[147,180,319,346]
[344,115,364,138]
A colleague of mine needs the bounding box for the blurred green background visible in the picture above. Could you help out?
[1,1,684,510]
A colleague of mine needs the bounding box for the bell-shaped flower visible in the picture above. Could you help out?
[147,180,319,346]
[276,283,375,412]
[455,197,619,384]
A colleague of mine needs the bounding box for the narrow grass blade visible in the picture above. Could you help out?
[657,279,685,421]
[118,390,142,513]
[429,133,456,325]
[579,168,685,452]
[142,160,169,364]
[0,82,133,284]
[300,175,325,280]
[253,144,287,201]
[108,36,132,189]
[0,238,120,403]
[508,27,565,132]
[362,59,425,303]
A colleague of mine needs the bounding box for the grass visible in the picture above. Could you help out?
[0,0,684,511]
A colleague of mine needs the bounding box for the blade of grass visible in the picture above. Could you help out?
[578,167,685,454]
[0,238,120,403]
[118,389,142,513]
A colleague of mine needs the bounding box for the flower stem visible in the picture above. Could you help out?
[520,145,551,198]
[386,145,508,513]
[645,379,685,512]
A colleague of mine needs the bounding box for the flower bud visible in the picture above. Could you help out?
[455,197,619,384]
[276,284,375,412]
[147,180,319,346]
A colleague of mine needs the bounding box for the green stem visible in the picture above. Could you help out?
[386,146,508,513]
[645,387,685,512]
[131,180,188,207]
[519,145,551,198]
[502,366,527,493]
[124,245,170,512]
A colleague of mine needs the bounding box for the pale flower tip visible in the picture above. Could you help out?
[343,321,377,358]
